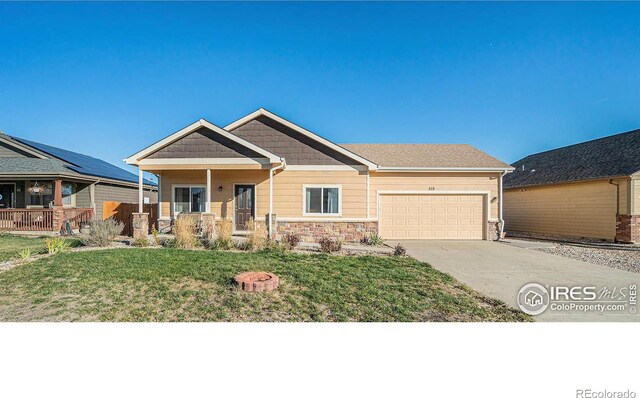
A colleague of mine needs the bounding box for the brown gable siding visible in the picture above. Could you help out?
[148,127,264,159]
[230,116,363,166]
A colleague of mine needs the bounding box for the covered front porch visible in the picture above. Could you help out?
[138,165,281,237]
[0,178,94,232]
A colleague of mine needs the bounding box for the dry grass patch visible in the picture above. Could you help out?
[0,245,531,322]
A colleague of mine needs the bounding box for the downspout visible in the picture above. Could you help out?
[268,160,286,239]
[89,180,99,220]
[498,171,506,239]
[154,173,161,221]
[609,179,621,242]
[608,179,620,216]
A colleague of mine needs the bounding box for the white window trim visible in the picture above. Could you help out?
[302,184,342,217]
[171,184,206,216]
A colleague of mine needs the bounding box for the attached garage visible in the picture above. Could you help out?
[379,193,487,240]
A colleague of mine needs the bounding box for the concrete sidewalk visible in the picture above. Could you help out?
[392,240,640,322]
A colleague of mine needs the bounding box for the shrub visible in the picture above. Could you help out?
[362,233,385,246]
[393,243,406,256]
[246,219,267,250]
[150,225,161,246]
[174,217,198,249]
[318,236,342,253]
[45,237,71,254]
[263,240,288,253]
[133,237,150,247]
[234,240,252,251]
[85,218,124,247]
[282,233,301,250]
[209,237,233,250]
[15,248,32,262]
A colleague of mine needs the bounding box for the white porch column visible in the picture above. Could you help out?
[138,169,144,213]
[206,169,212,213]
[157,174,162,219]
[269,167,273,238]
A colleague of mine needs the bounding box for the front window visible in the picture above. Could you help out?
[61,183,73,206]
[174,186,206,214]
[304,186,340,215]
[28,182,53,207]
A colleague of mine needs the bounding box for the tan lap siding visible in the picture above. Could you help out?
[272,170,368,218]
[503,179,620,240]
[369,172,500,219]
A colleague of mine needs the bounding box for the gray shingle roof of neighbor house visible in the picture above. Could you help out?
[503,129,640,189]
[340,144,512,169]
[0,158,74,175]
[0,133,156,186]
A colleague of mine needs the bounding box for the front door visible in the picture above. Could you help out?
[0,184,15,209]
[234,184,255,231]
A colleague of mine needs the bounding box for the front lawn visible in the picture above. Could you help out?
[0,247,531,322]
[0,234,81,262]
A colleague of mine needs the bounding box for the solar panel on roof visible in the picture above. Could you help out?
[12,137,156,186]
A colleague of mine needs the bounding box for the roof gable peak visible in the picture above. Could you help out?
[224,108,378,170]
[125,118,282,165]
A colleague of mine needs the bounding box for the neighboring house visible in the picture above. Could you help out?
[503,129,640,243]
[125,108,513,242]
[0,132,157,232]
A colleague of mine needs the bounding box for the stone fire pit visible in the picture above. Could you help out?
[234,272,280,292]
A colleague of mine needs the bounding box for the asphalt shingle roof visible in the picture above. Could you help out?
[8,136,156,186]
[504,129,640,189]
[0,158,74,175]
[340,143,511,169]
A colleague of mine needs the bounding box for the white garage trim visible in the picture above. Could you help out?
[376,190,491,240]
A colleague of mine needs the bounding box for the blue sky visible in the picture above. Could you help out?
[1,2,640,176]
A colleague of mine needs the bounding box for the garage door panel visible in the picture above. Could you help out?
[380,194,485,240]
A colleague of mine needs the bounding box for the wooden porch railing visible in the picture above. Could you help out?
[0,209,54,231]
[63,208,94,229]
[0,208,94,231]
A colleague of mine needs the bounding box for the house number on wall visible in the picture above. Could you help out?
[427,187,436,191]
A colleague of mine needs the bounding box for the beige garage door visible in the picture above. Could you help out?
[379,194,485,240]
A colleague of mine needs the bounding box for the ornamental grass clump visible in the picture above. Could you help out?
[85,218,124,247]
[15,248,32,262]
[174,217,198,249]
[210,218,234,250]
[45,237,71,254]
[246,219,267,250]
[133,237,150,247]
[362,233,385,246]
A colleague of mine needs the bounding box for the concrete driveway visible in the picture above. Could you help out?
[391,240,640,322]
